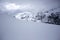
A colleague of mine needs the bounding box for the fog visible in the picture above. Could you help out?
[0,0,60,40]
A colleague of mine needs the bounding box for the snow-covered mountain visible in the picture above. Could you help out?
[14,7,60,25]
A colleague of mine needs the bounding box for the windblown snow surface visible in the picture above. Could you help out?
[0,13,60,40]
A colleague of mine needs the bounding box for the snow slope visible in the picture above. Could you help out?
[0,14,60,40]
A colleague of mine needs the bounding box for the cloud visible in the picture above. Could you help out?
[0,0,60,15]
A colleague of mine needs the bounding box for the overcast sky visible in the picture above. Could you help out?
[0,0,60,14]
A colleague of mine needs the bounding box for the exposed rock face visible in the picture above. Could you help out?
[14,6,60,25]
[37,12,60,25]
[35,7,60,25]
[47,12,60,25]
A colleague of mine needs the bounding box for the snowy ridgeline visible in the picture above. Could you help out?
[0,2,60,25]
[14,7,60,25]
